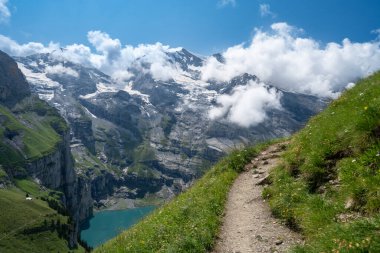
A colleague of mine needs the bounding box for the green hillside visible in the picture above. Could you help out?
[264,71,380,252]
[95,142,274,253]
[93,72,379,252]
[0,97,83,253]
[0,185,84,253]
[0,97,67,171]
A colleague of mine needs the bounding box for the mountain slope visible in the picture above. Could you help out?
[94,142,273,253]
[15,51,327,208]
[264,71,380,252]
[95,71,379,252]
[0,50,90,252]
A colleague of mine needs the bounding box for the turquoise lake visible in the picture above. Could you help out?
[80,206,155,248]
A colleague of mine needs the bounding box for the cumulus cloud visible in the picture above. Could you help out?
[1,22,380,100]
[218,0,236,8]
[259,4,276,18]
[0,34,59,55]
[0,0,10,23]
[209,80,282,127]
[0,31,181,82]
[201,22,380,97]
[62,31,180,82]
[45,64,79,78]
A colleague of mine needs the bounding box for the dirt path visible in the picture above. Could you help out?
[212,143,303,253]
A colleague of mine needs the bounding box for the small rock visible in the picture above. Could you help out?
[255,235,263,241]
[345,197,355,210]
[263,161,269,165]
[253,174,260,178]
[256,175,270,185]
[275,239,283,245]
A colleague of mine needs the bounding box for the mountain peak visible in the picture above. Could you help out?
[0,50,31,107]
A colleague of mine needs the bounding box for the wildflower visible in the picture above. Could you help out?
[364,106,368,110]
[352,159,356,163]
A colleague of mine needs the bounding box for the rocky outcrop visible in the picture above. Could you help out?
[0,50,93,248]
[26,131,93,247]
[0,50,30,107]
[69,116,96,154]
[15,51,329,210]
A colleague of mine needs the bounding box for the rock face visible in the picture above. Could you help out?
[15,50,328,208]
[0,50,30,107]
[0,50,92,248]
[26,131,93,247]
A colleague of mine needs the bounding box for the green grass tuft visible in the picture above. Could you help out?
[264,71,380,252]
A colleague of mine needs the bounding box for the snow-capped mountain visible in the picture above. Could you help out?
[15,50,327,207]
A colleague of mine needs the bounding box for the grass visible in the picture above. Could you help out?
[263,71,380,252]
[0,103,63,166]
[0,186,84,253]
[95,142,275,252]
[0,96,81,252]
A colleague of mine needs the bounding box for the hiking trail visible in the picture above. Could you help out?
[212,143,303,253]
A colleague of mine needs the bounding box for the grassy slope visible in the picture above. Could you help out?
[0,186,84,253]
[96,72,379,253]
[0,98,66,169]
[0,97,82,252]
[263,72,380,252]
[95,142,274,253]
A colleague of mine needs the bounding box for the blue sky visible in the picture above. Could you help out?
[0,0,380,54]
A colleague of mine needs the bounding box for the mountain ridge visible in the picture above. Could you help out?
[14,49,328,209]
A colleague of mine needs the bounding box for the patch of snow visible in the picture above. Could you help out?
[17,63,61,89]
[97,82,119,93]
[83,107,97,118]
[123,82,151,104]
[29,61,38,67]
[38,93,55,101]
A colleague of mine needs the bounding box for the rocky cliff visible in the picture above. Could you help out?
[0,50,92,248]
[15,51,328,209]
[0,50,30,107]
[25,131,93,246]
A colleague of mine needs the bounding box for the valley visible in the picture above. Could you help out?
[14,49,327,212]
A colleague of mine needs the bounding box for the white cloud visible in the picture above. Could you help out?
[87,31,121,62]
[259,4,276,18]
[372,28,380,39]
[45,64,79,78]
[218,0,236,8]
[0,34,59,55]
[0,0,10,23]
[1,22,380,100]
[201,22,380,97]
[0,31,181,82]
[210,80,282,127]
